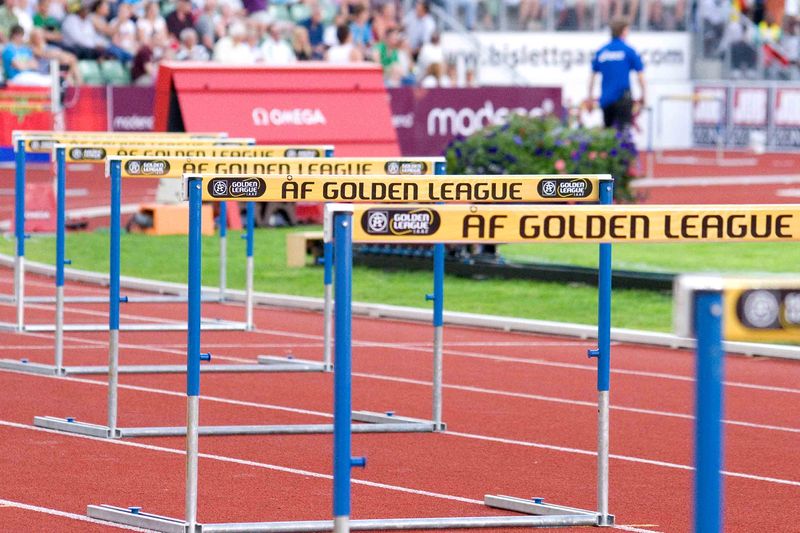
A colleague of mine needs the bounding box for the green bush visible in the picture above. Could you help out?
[444,115,638,202]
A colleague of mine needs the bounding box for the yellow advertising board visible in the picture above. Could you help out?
[116,157,444,179]
[673,275,800,343]
[194,174,608,203]
[723,281,800,342]
[17,132,227,152]
[346,204,800,243]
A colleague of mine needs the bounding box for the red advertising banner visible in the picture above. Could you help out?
[0,87,53,145]
[691,86,727,146]
[731,87,769,127]
[389,87,561,156]
[153,62,399,156]
[772,87,800,148]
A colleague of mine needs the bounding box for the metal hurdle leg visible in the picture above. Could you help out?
[186,177,203,532]
[219,201,228,302]
[333,209,360,533]
[589,180,614,525]
[430,243,445,430]
[14,138,26,332]
[244,202,254,330]
[693,291,724,533]
[54,147,67,374]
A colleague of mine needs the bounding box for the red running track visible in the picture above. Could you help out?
[0,268,798,532]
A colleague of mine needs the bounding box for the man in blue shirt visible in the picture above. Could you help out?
[588,17,646,129]
[3,25,52,86]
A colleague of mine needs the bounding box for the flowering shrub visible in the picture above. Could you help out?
[443,115,638,202]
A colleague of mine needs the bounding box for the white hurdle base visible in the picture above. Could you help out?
[86,495,610,532]
[0,294,222,304]
[0,356,325,376]
[0,320,249,332]
[259,355,334,372]
[33,411,442,439]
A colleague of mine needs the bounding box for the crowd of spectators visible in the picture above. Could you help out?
[0,0,463,87]
[700,0,800,79]
[0,0,794,87]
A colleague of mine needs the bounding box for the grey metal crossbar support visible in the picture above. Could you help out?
[258,355,334,372]
[87,502,604,532]
[9,294,224,304]
[0,359,325,376]
[8,320,249,332]
[33,410,438,439]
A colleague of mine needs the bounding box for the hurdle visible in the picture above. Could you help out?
[30,158,450,438]
[674,275,800,533]
[38,173,612,442]
[84,174,619,532]
[0,144,338,377]
[650,93,758,174]
[108,155,445,369]
[88,201,800,532]
[1,131,245,332]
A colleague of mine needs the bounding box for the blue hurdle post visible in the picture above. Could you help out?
[333,208,363,533]
[54,147,67,373]
[244,201,255,329]
[14,137,26,331]
[321,224,335,370]
[590,179,614,525]
[186,176,204,532]
[430,161,447,430]
[108,159,123,434]
[693,290,724,533]
[218,201,227,301]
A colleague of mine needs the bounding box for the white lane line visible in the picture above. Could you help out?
[444,431,800,487]
[10,328,799,434]
[4,365,800,486]
[632,175,800,188]
[350,372,800,434]
[0,497,147,531]
[18,328,800,435]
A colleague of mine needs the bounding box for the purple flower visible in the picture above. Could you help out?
[571,151,581,161]
[487,145,498,153]
[610,148,618,157]
[545,150,554,158]
[455,147,462,158]
[505,154,518,163]
[513,135,523,146]
[534,147,544,156]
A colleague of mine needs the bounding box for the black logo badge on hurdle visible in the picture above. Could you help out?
[208,177,266,199]
[124,160,171,176]
[385,161,429,175]
[69,147,106,161]
[538,178,593,199]
[29,139,52,151]
[284,148,321,157]
[362,208,441,236]
[737,289,800,330]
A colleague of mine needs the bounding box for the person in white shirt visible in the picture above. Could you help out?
[325,24,362,63]
[402,0,435,59]
[176,27,210,60]
[260,22,296,64]
[212,21,255,63]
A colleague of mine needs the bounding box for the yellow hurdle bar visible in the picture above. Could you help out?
[342,203,800,244]
[191,174,610,203]
[114,156,445,179]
